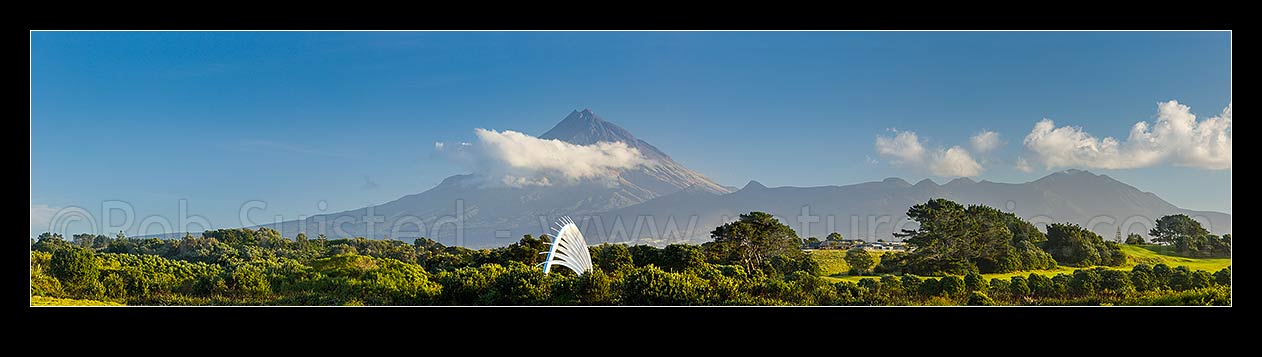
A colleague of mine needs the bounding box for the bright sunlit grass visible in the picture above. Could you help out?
[816,244,1230,284]
[31,296,124,306]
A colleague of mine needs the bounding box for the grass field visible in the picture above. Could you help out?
[1119,245,1231,272]
[31,296,124,306]
[816,244,1231,284]
[806,249,898,278]
[807,249,850,277]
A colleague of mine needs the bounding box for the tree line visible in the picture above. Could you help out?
[1144,214,1231,257]
[29,200,1230,305]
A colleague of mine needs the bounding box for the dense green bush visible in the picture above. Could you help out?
[845,248,876,275]
[1043,223,1125,267]
[620,265,712,305]
[967,291,996,306]
[895,200,1062,275]
[28,207,1231,306]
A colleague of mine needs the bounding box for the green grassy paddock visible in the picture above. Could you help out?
[815,244,1230,284]
[31,296,124,306]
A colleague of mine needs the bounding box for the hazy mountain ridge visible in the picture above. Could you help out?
[256,109,735,247]
[586,169,1230,245]
[246,110,1229,248]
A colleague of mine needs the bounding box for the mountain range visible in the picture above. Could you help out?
[256,110,1231,248]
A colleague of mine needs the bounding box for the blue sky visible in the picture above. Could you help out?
[30,31,1231,237]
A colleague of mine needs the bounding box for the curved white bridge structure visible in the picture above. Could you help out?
[539,216,593,274]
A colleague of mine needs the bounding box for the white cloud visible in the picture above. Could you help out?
[437,129,648,187]
[874,130,984,177]
[30,204,58,227]
[930,146,984,177]
[874,130,926,166]
[1015,157,1033,173]
[970,130,1002,155]
[1022,100,1231,171]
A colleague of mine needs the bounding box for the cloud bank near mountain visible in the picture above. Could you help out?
[437,128,648,187]
[875,130,926,166]
[930,146,984,177]
[970,130,1002,155]
[875,130,984,177]
[1022,100,1231,171]
[875,100,1230,175]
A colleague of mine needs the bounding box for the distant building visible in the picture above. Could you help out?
[817,240,847,250]
[812,239,911,251]
[819,239,866,250]
[858,241,909,252]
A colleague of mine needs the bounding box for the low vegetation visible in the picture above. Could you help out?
[31,296,123,306]
[29,199,1229,306]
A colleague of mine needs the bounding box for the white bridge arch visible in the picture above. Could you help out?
[539,216,593,274]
